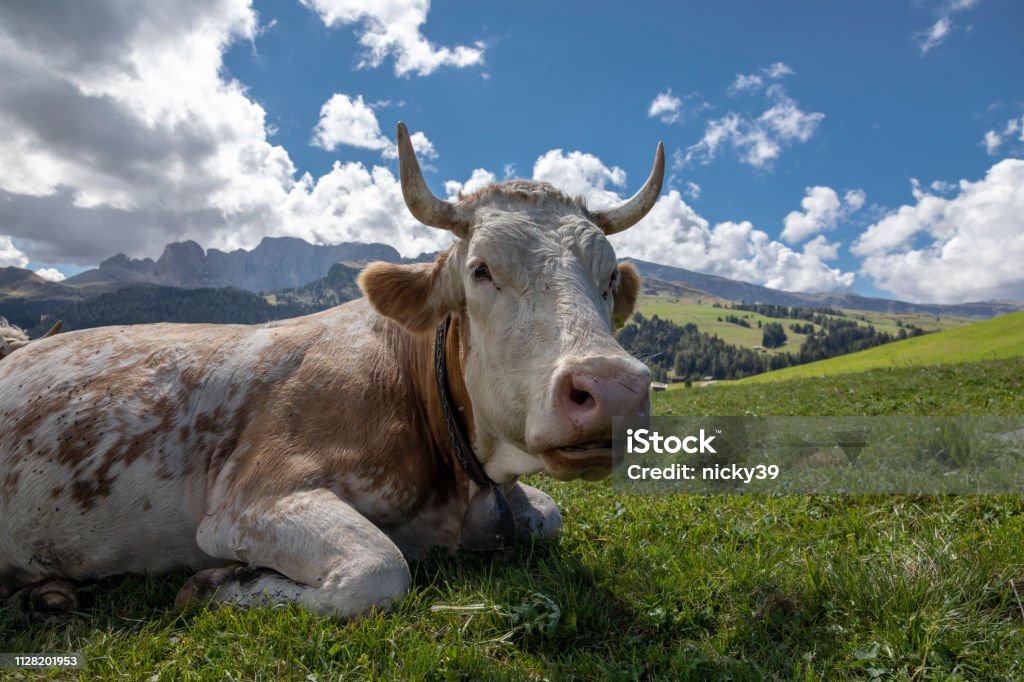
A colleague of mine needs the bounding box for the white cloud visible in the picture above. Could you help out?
[852,159,1024,303]
[314,94,437,161]
[781,186,866,243]
[684,181,701,200]
[759,92,825,142]
[764,62,794,79]
[444,168,497,199]
[0,4,462,265]
[682,84,823,169]
[534,150,854,292]
[532,150,626,207]
[728,62,793,95]
[34,267,66,282]
[298,0,484,77]
[312,94,389,152]
[919,17,952,54]
[844,188,866,212]
[380,130,437,160]
[0,236,29,268]
[917,1,978,55]
[982,114,1024,156]
[728,73,763,95]
[648,89,683,124]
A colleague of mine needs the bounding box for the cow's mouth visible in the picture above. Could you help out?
[540,440,614,481]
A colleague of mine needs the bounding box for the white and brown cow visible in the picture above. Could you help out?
[0,124,660,617]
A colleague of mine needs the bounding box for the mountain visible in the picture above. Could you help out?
[624,259,1024,319]
[21,262,366,337]
[65,237,403,292]
[0,267,84,301]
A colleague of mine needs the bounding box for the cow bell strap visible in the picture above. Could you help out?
[435,315,517,554]
[434,315,497,490]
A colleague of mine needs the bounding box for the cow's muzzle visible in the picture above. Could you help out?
[531,356,651,480]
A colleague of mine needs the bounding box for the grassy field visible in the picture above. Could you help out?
[736,311,1024,385]
[4,358,1024,680]
[638,295,972,356]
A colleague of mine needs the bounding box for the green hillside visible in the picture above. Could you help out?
[735,310,1024,384]
[638,294,970,355]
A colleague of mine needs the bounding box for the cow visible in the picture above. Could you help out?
[0,123,661,618]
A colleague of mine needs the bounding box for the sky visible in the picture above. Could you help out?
[0,0,1022,304]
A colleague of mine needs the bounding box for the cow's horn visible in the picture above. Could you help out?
[590,142,665,236]
[397,122,470,238]
[43,320,62,338]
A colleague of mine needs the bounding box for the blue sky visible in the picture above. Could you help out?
[0,0,1022,303]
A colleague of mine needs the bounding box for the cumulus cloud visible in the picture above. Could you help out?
[781,186,866,243]
[852,159,1024,303]
[682,82,823,169]
[0,236,29,269]
[312,94,390,152]
[648,89,682,124]
[313,94,437,161]
[0,1,462,265]
[684,181,701,200]
[532,150,627,206]
[34,268,66,282]
[298,0,484,77]
[532,148,854,293]
[445,168,497,199]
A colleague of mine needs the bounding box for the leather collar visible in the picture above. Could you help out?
[434,315,516,552]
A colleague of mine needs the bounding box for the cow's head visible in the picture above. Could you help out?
[361,123,660,483]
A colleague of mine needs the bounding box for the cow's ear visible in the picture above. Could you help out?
[612,262,641,330]
[360,256,456,333]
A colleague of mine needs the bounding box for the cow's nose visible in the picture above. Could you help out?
[555,358,651,438]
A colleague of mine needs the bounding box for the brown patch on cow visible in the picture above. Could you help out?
[142,498,152,511]
[222,311,471,525]
[359,250,456,333]
[50,486,63,499]
[613,262,642,330]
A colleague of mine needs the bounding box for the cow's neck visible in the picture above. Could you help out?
[405,313,476,488]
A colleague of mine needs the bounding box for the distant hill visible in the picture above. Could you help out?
[22,262,365,337]
[65,237,403,292]
[736,311,1024,384]
[624,258,1024,319]
[0,267,85,301]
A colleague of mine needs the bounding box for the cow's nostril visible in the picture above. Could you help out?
[569,387,592,407]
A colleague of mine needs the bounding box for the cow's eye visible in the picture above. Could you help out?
[602,271,618,300]
[472,264,492,282]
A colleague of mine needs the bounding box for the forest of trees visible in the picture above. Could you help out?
[616,305,932,381]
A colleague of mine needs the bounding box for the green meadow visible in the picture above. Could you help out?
[4,354,1024,680]
[638,294,971,357]
[736,310,1024,384]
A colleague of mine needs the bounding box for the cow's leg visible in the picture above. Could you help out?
[178,489,411,617]
[507,482,563,541]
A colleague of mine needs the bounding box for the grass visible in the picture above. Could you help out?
[4,357,1024,680]
[637,295,972,357]
[737,311,1024,384]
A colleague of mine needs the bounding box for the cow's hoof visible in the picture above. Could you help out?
[5,580,80,619]
[176,563,273,610]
